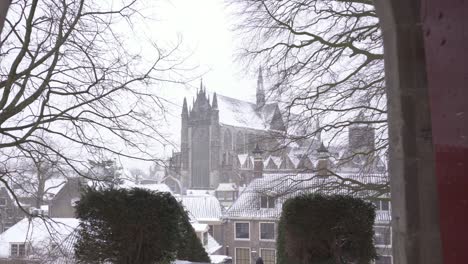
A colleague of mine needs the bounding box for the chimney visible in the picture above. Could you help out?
[252,143,264,178]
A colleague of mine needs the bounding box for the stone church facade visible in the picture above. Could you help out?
[177,69,289,189]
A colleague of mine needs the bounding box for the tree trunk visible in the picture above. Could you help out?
[0,0,11,38]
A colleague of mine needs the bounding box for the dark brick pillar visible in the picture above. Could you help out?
[376,0,442,263]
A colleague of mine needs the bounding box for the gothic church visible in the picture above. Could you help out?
[177,69,288,189]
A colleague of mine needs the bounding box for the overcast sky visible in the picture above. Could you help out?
[119,0,260,170]
[151,0,257,100]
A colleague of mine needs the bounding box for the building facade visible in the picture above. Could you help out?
[222,171,392,264]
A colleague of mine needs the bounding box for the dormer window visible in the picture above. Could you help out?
[0,197,7,206]
[260,195,275,208]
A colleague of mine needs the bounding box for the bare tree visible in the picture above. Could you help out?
[11,139,68,209]
[0,0,11,37]
[228,0,388,194]
[0,0,185,208]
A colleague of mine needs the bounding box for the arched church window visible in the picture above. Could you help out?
[247,133,258,153]
[235,131,245,153]
[224,129,232,151]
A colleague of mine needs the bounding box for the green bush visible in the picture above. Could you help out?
[74,188,209,264]
[277,194,376,264]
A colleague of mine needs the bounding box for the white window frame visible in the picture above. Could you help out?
[235,247,251,264]
[234,222,250,241]
[10,243,26,257]
[374,226,392,247]
[260,248,276,264]
[374,254,393,264]
[259,222,275,241]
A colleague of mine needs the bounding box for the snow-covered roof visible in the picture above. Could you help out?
[190,222,221,255]
[205,233,222,255]
[237,154,248,167]
[217,95,281,131]
[0,218,78,243]
[180,195,223,222]
[192,223,209,233]
[269,156,281,167]
[288,154,301,167]
[210,255,232,264]
[186,189,215,196]
[225,172,389,220]
[120,181,172,194]
[215,183,237,192]
[0,217,78,258]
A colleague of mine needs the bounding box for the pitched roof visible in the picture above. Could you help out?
[179,195,223,222]
[216,95,281,131]
[225,172,389,220]
[0,217,79,259]
[215,183,237,192]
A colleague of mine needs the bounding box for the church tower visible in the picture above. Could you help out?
[348,111,376,154]
[186,81,221,189]
[256,67,266,108]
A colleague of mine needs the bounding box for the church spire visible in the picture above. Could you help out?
[256,67,266,108]
[199,78,203,94]
[212,92,218,109]
[182,97,188,117]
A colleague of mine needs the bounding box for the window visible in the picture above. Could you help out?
[10,243,26,257]
[371,199,391,211]
[235,222,250,240]
[260,249,276,264]
[381,200,390,211]
[260,196,275,208]
[216,191,225,201]
[235,248,250,264]
[0,198,6,206]
[235,132,245,153]
[224,130,233,151]
[225,192,233,201]
[375,255,392,264]
[260,223,275,240]
[374,226,391,246]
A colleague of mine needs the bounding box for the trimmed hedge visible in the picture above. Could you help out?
[74,187,209,264]
[277,194,376,264]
